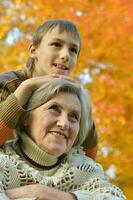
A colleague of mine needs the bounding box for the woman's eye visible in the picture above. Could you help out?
[69,112,79,122]
[49,104,60,112]
[70,47,78,54]
[51,42,61,48]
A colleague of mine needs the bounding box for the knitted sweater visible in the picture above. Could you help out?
[0,70,27,145]
[0,133,125,200]
[0,70,98,148]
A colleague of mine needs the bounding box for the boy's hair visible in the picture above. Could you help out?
[19,79,92,148]
[26,19,81,72]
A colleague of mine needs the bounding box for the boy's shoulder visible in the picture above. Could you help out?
[0,70,26,86]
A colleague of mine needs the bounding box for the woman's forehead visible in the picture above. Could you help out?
[36,91,81,113]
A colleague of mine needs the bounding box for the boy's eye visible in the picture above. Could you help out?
[70,47,78,54]
[49,104,61,112]
[51,42,61,47]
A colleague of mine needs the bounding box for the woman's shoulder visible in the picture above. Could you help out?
[66,147,96,163]
[52,147,107,188]
[65,147,104,174]
[0,140,19,161]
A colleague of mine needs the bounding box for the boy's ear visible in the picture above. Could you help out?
[29,43,37,58]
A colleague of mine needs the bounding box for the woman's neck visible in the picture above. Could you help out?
[19,132,59,169]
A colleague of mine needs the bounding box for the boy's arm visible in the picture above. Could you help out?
[85,144,98,160]
[83,122,99,160]
[0,75,47,145]
[0,94,24,145]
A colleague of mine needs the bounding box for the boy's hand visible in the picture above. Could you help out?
[13,75,75,107]
[52,74,75,82]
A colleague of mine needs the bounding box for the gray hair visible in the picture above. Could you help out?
[21,79,92,147]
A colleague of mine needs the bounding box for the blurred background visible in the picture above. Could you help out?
[0,0,133,199]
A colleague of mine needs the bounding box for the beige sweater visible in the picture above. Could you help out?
[0,133,125,200]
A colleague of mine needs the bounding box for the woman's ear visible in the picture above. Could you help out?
[29,43,37,58]
[22,114,31,133]
[23,114,30,126]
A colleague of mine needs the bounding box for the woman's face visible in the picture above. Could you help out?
[26,91,81,156]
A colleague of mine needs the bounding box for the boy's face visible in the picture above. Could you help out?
[30,26,80,76]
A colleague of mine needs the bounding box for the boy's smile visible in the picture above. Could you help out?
[30,26,80,76]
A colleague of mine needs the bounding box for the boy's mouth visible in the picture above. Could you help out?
[53,63,68,71]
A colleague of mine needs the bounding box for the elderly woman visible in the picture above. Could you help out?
[0,79,125,200]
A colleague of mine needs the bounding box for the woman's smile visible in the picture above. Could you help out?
[48,131,67,139]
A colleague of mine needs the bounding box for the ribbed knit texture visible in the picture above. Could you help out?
[20,133,58,167]
[0,94,24,145]
[0,94,24,128]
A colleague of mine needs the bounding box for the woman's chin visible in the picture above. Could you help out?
[42,144,67,156]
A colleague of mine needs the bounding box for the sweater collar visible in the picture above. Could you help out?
[19,133,59,167]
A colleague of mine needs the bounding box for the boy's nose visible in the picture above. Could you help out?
[60,48,70,62]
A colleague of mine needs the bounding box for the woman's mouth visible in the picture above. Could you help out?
[49,131,67,139]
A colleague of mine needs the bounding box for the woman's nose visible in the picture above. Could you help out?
[57,115,69,130]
